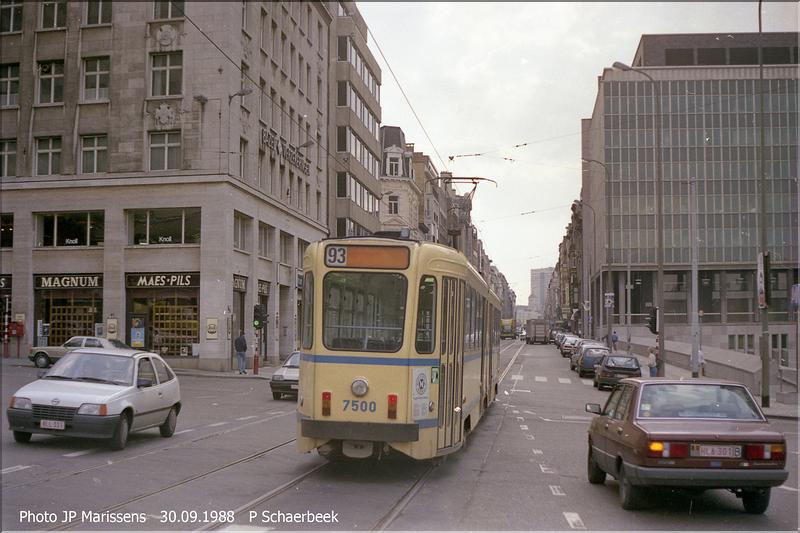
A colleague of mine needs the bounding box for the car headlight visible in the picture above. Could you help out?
[77,403,108,416]
[272,374,284,381]
[10,397,32,410]
[351,378,368,397]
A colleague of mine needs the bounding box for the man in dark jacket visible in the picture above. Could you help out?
[234,332,247,374]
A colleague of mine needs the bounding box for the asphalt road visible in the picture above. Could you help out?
[1,341,797,531]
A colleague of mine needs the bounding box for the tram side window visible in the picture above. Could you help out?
[323,272,407,352]
[415,276,436,354]
[440,278,449,354]
[301,272,313,349]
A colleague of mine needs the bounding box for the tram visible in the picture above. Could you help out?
[296,237,502,460]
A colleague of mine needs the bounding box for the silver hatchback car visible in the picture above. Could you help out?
[7,348,181,450]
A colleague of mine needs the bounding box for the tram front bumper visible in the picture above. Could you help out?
[301,419,419,442]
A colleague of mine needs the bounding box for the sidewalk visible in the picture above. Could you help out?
[622,350,798,421]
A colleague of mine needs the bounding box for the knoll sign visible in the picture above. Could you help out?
[260,128,310,176]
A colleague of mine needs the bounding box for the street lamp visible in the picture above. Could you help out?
[612,61,665,377]
[227,87,253,175]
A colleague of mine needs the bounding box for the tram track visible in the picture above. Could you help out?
[370,463,437,531]
[47,438,297,531]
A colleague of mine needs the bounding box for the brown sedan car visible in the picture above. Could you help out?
[585,379,788,513]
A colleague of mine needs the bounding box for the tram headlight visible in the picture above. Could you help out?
[351,378,369,397]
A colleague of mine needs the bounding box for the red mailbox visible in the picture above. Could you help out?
[9,322,23,337]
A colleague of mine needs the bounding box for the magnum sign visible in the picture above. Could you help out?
[126,273,200,288]
[260,128,310,176]
[35,274,102,289]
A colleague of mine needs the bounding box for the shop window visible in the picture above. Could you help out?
[35,211,104,247]
[728,334,755,355]
[154,0,183,19]
[0,213,12,248]
[128,207,200,245]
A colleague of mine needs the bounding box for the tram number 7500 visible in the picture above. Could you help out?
[342,400,377,412]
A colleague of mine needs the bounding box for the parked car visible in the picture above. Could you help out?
[593,355,642,389]
[571,342,606,370]
[560,336,580,357]
[585,379,788,513]
[8,348,181,450]
[29,336,135,368]
[576,347,610,377]
[270,351,300,400]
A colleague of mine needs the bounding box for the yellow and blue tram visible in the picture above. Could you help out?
[296,237,502,460]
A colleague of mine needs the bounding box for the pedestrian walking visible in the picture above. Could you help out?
[234,332,247,374]
[611,330,619,351]
[698,349,705,377]
[647,347,658,377]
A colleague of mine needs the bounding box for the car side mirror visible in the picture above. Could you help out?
[585,403,602,415]
[137,378,153,388]
[37,370,47,379]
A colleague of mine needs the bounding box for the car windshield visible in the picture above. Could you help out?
[44,352,134,386]
[285,352,301,368]
[584,347,607,356]
[638,383,763,420]
[323,272,407,352]
[108,339,133,350]
[607,356,638,368]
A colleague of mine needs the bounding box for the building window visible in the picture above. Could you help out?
[0,0,22,32]
[259,10,269,53]
[85,0,111,25]
[240,62,249,95]
[35,211,104,247]
[316,191,322,221]
[240,0,246,31]
[258,222,273,258]
[36,137,61,176]
[664,48,693,66]
[233,212,250,251]
[38,61,64,104]
[388,195,399,214]
[729,47,758,65]
[239,138,247,179]
[259,78,268,122]
[154,0,183,19]
[280,232,292,264]
[388,157,399,176]
[82,57,109,101]
[0,213,12,248]
[728,334,755,355]
[0,139,15,177]
[151,52,182,96]
[81,135,107,174]
[149,131,181,170]
[40,0,66,29]
[0,63,19,106]
[128,207,200,245]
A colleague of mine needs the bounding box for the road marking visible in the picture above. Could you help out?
[207,422,228,427]
[562,415,593,422]
[525,434,535,440]
[236,415,259,421]
[519,424,529,430]
[778,485,799,492]
[532,448,543,454]
[563,512,585,529]
[516,416,524,421]
[549,485,566,496]
[535,376,548,382]
[499,343,526,383]
[174,429,195,435]
[581,379,593,386]
[63,449,97,457]
[512,389,532,393]
[523,410,536,415]
[558,377,571,384]
[512,410,520,414]
[1,465,31,474]
[539,464,555,474]
[539,416,590,424]
[511,374,524,380]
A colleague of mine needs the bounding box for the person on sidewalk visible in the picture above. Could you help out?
[611,330,619,352]
[647,347,658,377]
[234,332,247,375]
[698,349,705,377]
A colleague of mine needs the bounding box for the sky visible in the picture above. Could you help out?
[357,1,799,305]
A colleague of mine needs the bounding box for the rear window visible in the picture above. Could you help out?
[607,356,638,368]
[638,383,763,420]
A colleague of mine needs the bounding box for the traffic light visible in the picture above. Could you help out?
[253,304,265,329]
[647,307,659,334]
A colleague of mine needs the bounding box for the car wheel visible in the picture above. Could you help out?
[742,488,770,514]
[159,406,178,438]
[593,380,598,388]
[13,431,32,444]
[34,353,50,368]
[109,414,130,451]
[272,392,281,400]
[618,465,644,510]
[578,370,585,378]
[587,447,606,484]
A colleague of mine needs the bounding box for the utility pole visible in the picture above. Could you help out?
[757,0,770,407]
[690,177,700,378]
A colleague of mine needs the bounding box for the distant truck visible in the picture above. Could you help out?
[526,319,548,344]
[500,319,516,340]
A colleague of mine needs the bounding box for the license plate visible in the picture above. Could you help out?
[290,384,298,390]
[40,419,65,430]
[690,444,741,458]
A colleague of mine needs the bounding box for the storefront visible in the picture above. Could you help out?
[258,279,269,359]
[126,272,199,357]
[231,275,247,364]
[34,274,103,346]
[1,274,11,328]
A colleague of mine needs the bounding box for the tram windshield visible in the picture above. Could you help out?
[323,272,407,352]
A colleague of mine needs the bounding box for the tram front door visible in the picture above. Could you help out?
[438,277,464,451]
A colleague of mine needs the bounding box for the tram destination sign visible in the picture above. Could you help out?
[126,272,200,288]
[35,274,102,289]
[325,245,410,269]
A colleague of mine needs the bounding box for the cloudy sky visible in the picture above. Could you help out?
[357,2,799,304]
